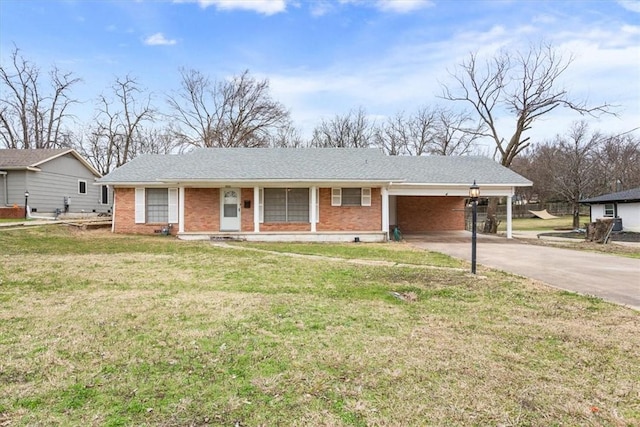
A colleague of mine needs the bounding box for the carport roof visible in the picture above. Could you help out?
[98,148,532,186]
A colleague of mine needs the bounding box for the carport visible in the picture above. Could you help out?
[384,184,523,238]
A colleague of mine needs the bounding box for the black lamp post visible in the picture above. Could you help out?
[24,190,30,219]
[469,181,480,274]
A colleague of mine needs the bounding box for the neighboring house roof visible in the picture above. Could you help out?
[98,148,532,187]
[580,187,640,204]
[0,148,101,177]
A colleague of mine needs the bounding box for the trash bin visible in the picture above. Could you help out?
[613,217,623,232]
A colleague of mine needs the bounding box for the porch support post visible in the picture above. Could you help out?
[310,186,317,232]
[178,187,185,233]
[253,187,260,232]
[506,194,513,239]
[381,187,389,240]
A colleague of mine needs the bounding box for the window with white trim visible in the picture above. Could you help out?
[100,185,109,205]
[331,187,372,207]
[263,188,309,222]
[604,203,615,217]
[78,180,87,194]
[146,188,168,223]
[134,188,179,224]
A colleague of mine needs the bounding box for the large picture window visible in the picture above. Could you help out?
[146,188,169,223]
[264,188,309,222]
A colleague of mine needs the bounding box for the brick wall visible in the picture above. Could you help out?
[184,188,219,232]
[240,188,255,232]
[114,188,177,235]
[396,196,465,232]
[0,206,26,219]
[317,187,382,231]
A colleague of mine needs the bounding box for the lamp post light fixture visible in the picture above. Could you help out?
[24,190,30,219]
[469,181,480,274]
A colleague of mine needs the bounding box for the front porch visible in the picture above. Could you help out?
[177,230,387,243]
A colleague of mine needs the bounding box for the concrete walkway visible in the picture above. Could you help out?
[407,232,640,311]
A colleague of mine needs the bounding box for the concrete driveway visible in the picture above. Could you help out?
[407,232,640,311]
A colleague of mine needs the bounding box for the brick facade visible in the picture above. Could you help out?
[184,188,219,232]
[113,188,177,235]
[396,196,465,232]
[317,187,381,231]
[0,206,26,219]
[114,186,460,236]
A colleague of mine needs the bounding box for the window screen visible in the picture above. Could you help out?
[78,180,87,194]
[146,188,168,223]
[341,188,361,206]
[263,188,309,222]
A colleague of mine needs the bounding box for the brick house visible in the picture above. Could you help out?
[98,148,531,241]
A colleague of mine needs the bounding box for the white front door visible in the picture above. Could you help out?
[220,188,241,231]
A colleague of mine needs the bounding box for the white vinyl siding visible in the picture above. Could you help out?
[263,188,309,222]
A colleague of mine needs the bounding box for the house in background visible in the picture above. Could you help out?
[99,148,531,242]
[581,187,640,232]
[0,148,111,217]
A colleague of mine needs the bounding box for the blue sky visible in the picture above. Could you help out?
[1,0,639,147]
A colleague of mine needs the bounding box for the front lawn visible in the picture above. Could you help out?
[1,226,638,426]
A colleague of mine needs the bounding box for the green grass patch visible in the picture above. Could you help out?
[498,215,589,231]
[0,225,638,426]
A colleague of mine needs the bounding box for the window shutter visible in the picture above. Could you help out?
[168,188,178,223]
[259,188,264,223]
[361,188,371,206]
[315,188,320,223]
[135,188,145,224]
[331,188,341,206]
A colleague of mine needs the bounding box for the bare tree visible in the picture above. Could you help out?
[595,132,640,193]
[374,106,480,156]
[77,75,156,174]
[0,46,80,148]
[310,107,373,148]
[270,124,305,148]
[167,69,291,149]
[441,42,614,232]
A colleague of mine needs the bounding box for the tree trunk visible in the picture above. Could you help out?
[483,198,499,234]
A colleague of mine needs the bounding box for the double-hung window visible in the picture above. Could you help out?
[263,188,309,222]
[604,203,615,217]
[134,188,178,224]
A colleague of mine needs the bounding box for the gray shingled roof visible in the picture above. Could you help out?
[0,148,72,168]
[580,187,640,203]
[98,148,532,186]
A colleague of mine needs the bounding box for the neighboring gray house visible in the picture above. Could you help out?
[581,187,640,232]
[0,148,110,215]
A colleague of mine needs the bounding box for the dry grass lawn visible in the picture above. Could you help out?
[0,226,638,426]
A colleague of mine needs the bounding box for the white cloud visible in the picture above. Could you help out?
[143,32,177,46]
[375,0,434,13]
[176,0,287,15]
[617,0,640,13]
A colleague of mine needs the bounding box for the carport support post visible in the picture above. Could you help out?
[506,195,513,239]
[470,181,480,274]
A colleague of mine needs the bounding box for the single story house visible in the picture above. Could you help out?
[98,148,532,242]
[581,187,640,232]
[0,148,110,217]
